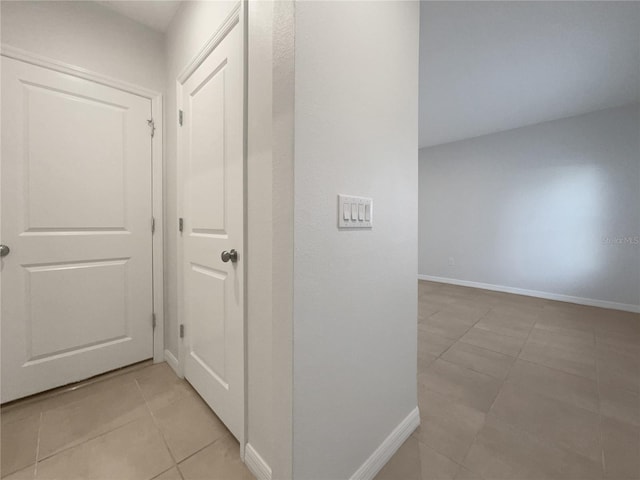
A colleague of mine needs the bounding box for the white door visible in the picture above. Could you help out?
[180,22,244,441]
[1,57,154,403]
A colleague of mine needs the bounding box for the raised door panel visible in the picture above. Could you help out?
[188,63,227,236]
[24,83,127,231]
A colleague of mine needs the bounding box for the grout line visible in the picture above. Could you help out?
[455,304,536,474]
[36,415,145,463]
[175,434,228,466]
[33,411,43,478]
[433,305,494,360]
[151,465,184,480]
[134,379,180,468]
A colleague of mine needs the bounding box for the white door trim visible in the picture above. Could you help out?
[0,44,165,364]
[175,0,246,457]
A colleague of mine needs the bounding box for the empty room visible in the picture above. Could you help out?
[376,2,639,480]
[0,1,638,480]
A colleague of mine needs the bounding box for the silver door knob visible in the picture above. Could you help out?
[0,245,10,257]
[221,249,238,263]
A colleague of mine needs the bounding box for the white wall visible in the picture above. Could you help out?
[247,0,274,468]
[291,2,420,478]
[0,0,165,93]
[419,104,640,310]
[270,1,296,477]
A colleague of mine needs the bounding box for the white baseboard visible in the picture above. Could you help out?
[245,443,272,480]
[163,349,181,377]
[350,407,420,480]
[418,274,640,314]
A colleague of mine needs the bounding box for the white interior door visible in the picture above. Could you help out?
[1,57,154,403]
[180,22,244,441]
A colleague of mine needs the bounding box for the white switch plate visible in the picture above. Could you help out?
[338,195,373,229]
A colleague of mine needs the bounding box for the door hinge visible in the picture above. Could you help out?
[152,313,156,329]
[147,119,155,138]
[179,217,184,232]
[179,324,185,338]
[178,109,183,126]
[151,217,156,234]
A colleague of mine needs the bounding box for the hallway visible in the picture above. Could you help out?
[0,362,251,480]
[376,281,639,480]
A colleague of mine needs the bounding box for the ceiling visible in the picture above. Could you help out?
[98,1,181,32]
[419,1,640,148]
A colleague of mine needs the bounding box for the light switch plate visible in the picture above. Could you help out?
[338,195,373,229]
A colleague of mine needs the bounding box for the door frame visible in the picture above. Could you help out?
[0,44,165,364]
[175,0,247,457]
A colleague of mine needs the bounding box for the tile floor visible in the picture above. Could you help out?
[1,361,252,480]
[2,281,639,480]
[376,281,640,480]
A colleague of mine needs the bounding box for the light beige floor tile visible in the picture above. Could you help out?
[418,331,456,357]
[519,339,596,380]
[418,281,443,293]
[489,383,601,461]
[535,311,595,334]
[152,467,183,480]
[506,359,599,413]
[528,327,595,351]
[601,415,640,480]
[421,314,474,341]
[419,442,460,480]
[38,376,148,459]
[596,330,640,357]
[419,359,502,413]
[453,467,482,480]
[482,292,544,310]
[418,304,440,322]
[374,436,421,480]
[135,362,197,413]
[459,327,525,357]
[424,293,462,306]
[463,415,602,480]
[596,337,640,373]
[489,303,541,319]
[434,303,491,323]
[474,314,533,340]
[441,342,515,380]
[534,319,595,342]
[1,413,40,477]
[178,434,253,480]
[35,416,173,480]
[1,466,35,480]
[600,384,640,426]
[37,370,142,414]
[597,341,640,394]
[598,364,640,395]
[592,314,640,338]
[1,401,43,427]
[416,389,486,463]
[418,352,438,372]
[153,391,228,462]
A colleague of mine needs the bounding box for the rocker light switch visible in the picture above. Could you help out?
[338,195,373,229]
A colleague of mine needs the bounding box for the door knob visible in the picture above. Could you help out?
[0,245,9,257]
[221,249,238,263]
